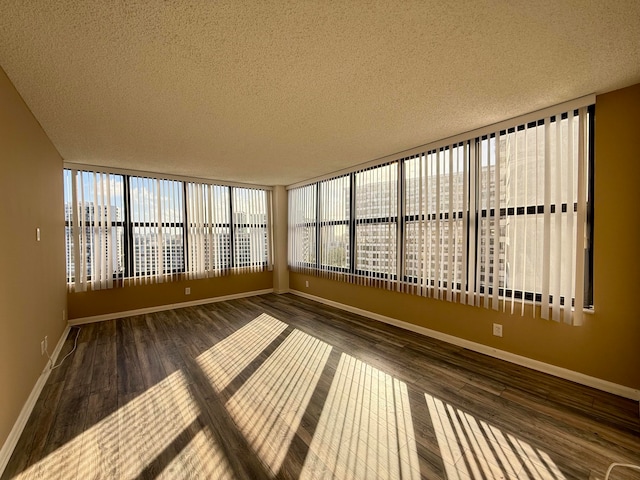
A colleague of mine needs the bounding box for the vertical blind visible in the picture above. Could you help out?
[128,176,184,285]
[65,169,271,292]
[185,182,230,279]
[288,103,592,325]
[404,144,469,303]
[64,170,125,292]
[354,162,397,290]
[288,184,317,276]
[231,187,271,273]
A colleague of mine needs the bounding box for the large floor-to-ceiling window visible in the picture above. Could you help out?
[64,168,271,292]
[289,101,594,325]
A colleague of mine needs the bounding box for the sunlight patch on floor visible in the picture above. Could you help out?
[300,353,420,480]
[196,313,288,392]
[225,328,332,474]
[425,393,566,479]
[158,427,235,480]
[12,370,224,479]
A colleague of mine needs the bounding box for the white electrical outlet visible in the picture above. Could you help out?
[305,280,309,288]
[185,287,191,295]
[493,323,503,337]
[36,227,41,242]
[40,340,45,355]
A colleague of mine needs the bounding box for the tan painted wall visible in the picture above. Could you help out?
[0,68,67,450]
[290,83,640,391]
[68,271,273,319]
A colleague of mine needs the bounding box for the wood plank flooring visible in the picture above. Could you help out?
[2,293,639,479]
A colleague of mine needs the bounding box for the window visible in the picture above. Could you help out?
[186,183,231,278]
[232,187,269,271]
[65,168,271,291]
[288,101,593,325]
[404,145,469,301]
[475,109,592,322]
[288,184,317,273]
[319,176,350,270]
[129,176,184,280]
[355,163,398,283]
[64,170,125,289]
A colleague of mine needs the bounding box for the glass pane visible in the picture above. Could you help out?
[209,227,231,270]
[291,225,316,264]
[162,226,184,272]
[404,221,421,279]
[232,188,268,267]
[133,227,158,275]
[320,225,349,268]
[65,225,74,282]
[289,184,316,224]
[320,176,349,222]
[233,188,267,221]
[477,217,507,290]
[66,171,125,281]
[404,155,424,218]
[356,223,396,274]
[235,227,268,266]
[355,164,397,220]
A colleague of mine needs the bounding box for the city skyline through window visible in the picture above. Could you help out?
[64,169,271,291]
[288,105,594,323]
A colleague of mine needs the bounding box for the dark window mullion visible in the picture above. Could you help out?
[585,104,595,307]
[315,182,320,269]
[182,182,189,274]
[229,187,235,268]
[398,159,406,283]
[349,173,356,273]
[472,138,481,293]
[123,175,133,278]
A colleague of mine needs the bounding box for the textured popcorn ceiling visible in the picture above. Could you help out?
[1,1,639,186]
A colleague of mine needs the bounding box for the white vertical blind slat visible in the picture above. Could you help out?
[541,118,552,319]
[469,142,478,306]
[552,118,563,321]
[564,112,576,323]
[521,129,529,316]
[461,143,469,305]
[447,147,454,302]
[482,140,491,308]
[71,170,83,292]
[424,155,429,297]
[79,172,88,289]
[510,132,518,314]
[434,150,441,300]
[91,172,100,289]
[492,134,501,310]
[105,173,113,289]
[573,108,587,326]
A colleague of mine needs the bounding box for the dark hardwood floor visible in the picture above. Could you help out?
[2,293,639,479]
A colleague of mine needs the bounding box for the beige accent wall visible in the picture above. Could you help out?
[0,68,66,450]
[68,271,273,319]
[291,83,640,391]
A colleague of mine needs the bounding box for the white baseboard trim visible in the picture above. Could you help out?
[68,288,274,326]
[0,326,70,477]
[290,290,640,401]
